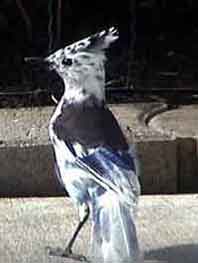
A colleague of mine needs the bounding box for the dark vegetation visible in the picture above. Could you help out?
[0,0,198,107]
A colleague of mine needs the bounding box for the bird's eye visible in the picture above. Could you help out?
[62,57,73,66]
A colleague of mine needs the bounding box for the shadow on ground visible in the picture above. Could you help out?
[144,244,198,263]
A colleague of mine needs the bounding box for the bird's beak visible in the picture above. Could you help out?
[24,56,45,63]
[24,56,52,69]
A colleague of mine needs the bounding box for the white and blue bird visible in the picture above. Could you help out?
[45,27,141,262]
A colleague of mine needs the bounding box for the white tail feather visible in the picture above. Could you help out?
[90,192,140,263]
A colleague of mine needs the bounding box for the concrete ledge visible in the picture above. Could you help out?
[0,145,62,197]
[149,105,198,193]
[0,104,197,196]
[0,195,197,263]
[149,105,198,138]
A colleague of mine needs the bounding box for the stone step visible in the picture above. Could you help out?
[0,103,197,196]
[0,195,197,263]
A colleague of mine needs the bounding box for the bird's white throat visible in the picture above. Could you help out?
[61,68,105,104]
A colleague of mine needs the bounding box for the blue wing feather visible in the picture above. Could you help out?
[78,147,139,203]
[80,147,136,177]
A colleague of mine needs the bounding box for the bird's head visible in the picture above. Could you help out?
[25,27,118,103]
[44,27,118,103]
[45,27,118,78]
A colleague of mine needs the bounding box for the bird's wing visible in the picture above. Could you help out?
[75,146,140,206]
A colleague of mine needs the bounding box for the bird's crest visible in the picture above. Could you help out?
[64,27,118,54]
[46,27,118,64]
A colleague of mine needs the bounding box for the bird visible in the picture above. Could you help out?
[44,27,141,262]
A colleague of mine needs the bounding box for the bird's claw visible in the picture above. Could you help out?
[46,246,90,262]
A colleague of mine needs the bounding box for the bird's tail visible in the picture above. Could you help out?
[90,192,141,263]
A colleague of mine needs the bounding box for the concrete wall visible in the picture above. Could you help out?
[0,104,197,197]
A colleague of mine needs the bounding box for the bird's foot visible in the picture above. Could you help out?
[46,246,90,262]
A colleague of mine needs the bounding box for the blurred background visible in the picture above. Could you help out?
[0,0,198,107]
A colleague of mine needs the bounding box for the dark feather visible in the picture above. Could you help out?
[53,98,128,151]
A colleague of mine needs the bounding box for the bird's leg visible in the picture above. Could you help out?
[47,204,90,262]
[65,204,90,253]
